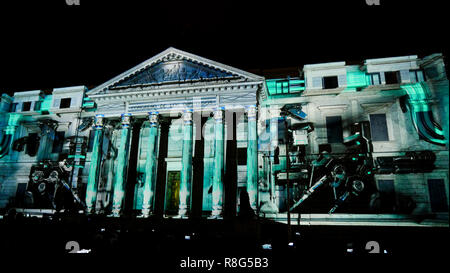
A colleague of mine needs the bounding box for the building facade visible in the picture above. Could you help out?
[0,48,448,226]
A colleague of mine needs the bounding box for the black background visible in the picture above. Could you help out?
[0,0,448,94]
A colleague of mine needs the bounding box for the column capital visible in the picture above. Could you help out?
[213,107,225,122]
[94,114,105,129]
[245,105,257,121]
[269,106,281,118]
[183,109,193,125]
[121,113,132,128]
[148,111,159,127]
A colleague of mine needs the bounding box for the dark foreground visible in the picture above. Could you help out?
[0,212,448,271]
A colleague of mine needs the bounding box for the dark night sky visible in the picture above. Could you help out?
[0,0,448,95]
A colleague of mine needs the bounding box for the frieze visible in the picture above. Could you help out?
[128,97,217,113]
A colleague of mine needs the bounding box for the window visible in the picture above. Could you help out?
[323,76,339,89]
[15,183,27,207]
[34,101,42,111]
[26,133,40,157]
[10,103,18,112]
[384,71,400,84]
[52,131,65,153]
[378,179,395,212]
[427,179,449,212]
[370,114,389,141]
[275,80,289,94]
[165,171,181,214]
[326,116,343,143]
[22,101,32,111]
[409,70,425,83]
[368,73,381,85]
[318,144,332,153]
[237,148,247,165]
[59,98,71,109]
[270,118,287,144]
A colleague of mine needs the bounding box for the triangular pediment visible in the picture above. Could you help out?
[87,47,264,95]
[113,59,235,88]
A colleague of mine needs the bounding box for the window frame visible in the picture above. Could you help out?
[22,101,32,112]
[52,131,65,153]
[325,116,344,144]
[384,71,401,85]
[368,72,381,85]
[369,113,390,142]
[59,98,72,109]
[322,76,339,89]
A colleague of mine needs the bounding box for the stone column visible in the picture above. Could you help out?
[142,112,159,217]
[85,114,104,213]
[246,105,258,210]
[178,109,194,217]
[112,113,132,216]
[211,107,225,217]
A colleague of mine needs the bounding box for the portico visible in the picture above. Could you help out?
[84,47,265,217]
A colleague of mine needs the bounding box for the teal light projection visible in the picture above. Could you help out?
[179,110,194,217]
[142,112,159,217]
[402,82,446,146]
[112,113,132,216]
[85,114,104,213]
[211,108,225,217]
[246,105,258,209]
[0,113,22,159]
[40,95,53,114]
[346,69,369,90]
[266,78,305,96]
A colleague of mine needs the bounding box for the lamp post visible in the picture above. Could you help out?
[284,115,292,243]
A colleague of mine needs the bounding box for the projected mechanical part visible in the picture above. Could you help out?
[77,117,94,132]
[352,180,365,194]
[330,164,346,188]
[285,118,437,214]
[26,160,85,211]
[281,103,307,121]
[376,150,436,174]
[290,175,329,211]
[402,82,446,146]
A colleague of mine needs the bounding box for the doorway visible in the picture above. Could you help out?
[164,170,181,215]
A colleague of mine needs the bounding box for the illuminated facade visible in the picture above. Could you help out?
[0,48,448,226]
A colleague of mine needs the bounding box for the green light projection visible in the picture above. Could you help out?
[40,95,53,114]
[346,69,368,90]
[401,82,446,145]
[266,78,305,96]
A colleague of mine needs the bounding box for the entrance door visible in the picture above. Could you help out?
[164,171,180,215]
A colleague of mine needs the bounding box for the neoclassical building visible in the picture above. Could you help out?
[0,48,448,226]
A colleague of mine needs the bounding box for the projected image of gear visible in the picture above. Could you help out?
[351,180,365,195]
[31,170,44,183]
[48,170,59,183]
[38,182,46,194]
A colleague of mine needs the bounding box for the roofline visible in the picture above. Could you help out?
[87,47,265,95]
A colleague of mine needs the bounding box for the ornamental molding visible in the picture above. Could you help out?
[87,47,264,96]
[360,102,395,113]
[316,104,349,111]
[89,81,261,103]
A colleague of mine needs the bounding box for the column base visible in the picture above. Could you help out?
[85,206,96,215]
[111,207,121,217]
[178,207,190,218]
[172,214,190,219]
[141,208,152,218]
[260,201,279,214]
[210,206,222,219]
